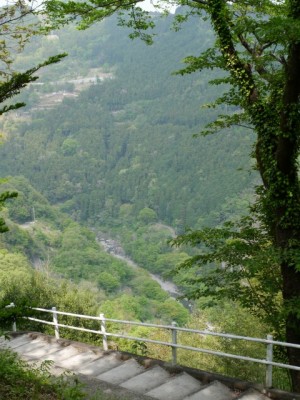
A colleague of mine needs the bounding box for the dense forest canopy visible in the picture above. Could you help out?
[40,0,300,390]
[0,16,258,326]
[0,15,257,229]
[1,0,300,391]
[0,0,67,232]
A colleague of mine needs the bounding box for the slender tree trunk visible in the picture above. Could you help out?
[281,262,300,391]
[208,0,300,389]
[276,13,300,388]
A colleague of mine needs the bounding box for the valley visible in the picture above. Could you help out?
[97,233,180,296]
[0,9,279,389]
[0,7,259,336]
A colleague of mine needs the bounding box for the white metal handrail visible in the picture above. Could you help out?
[29,307,300,349]
[6,304,300,388]
[27,316,298,368]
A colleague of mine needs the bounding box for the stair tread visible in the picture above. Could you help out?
[11,339,47,354]
[2,334,275,400]
[38,345,79,363]
[96,358,145,385]
[237,389,270,400]
[121,365,171,394]
[58,350,100,369]
[78,354,122,376]
[184,380,233,400]
[23,342,62,358]
[146,372,202,400]
[2,334,32,349]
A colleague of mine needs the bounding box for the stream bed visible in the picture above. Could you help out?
[96,234,181,297]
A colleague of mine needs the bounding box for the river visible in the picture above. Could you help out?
[96,234,181,297]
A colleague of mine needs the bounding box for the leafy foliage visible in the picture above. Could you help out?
[0,186,17,233]
[0,348,86,399]
[0,0,68,232]
[0,345,130,399]
[0,16,256,230]
[1,0,299,389]
[172,214,284,337]
[40,0,300,388]
[0,177,190,328]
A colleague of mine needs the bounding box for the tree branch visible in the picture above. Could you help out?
[238,33,254,56]
[190,0,208,5]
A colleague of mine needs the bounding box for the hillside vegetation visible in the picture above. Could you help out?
[0,9,285,389]
[0,14,257,231]
[0,176,190,327]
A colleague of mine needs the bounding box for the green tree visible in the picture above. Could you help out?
[44,0,300,389]
[98,271,121,292]
[138,207,157,224]
[62,138,79,156]
[0,1,67,232]
[174,2,300,389]
[0,0,67,117]
[0,186,17,233]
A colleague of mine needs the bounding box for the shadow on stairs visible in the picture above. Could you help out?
[1,332,299,400]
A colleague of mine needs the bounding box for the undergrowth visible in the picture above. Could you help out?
[0,348,87,399]
[0,347,129,400]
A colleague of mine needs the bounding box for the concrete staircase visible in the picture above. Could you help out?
[0,332,270,400]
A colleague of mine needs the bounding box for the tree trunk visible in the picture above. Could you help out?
[279,258,300,391]
[208,0,300,389]
[277,26,300,393]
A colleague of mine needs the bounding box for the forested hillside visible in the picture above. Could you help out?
[0,13,257,231]
[0,176,189,325]
[0,9,289,388]
[0,177,273,386]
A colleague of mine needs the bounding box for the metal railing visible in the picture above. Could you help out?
[6,304,300,388]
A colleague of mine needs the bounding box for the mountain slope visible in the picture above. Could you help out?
[0,14,257,230]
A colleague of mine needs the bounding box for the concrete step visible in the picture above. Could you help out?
[237,389,270,400]
[96,358,145,385]
[11,339,47,355]
[2,333,274,400]
[0,334,32,349]
[38,345,79,364]
[78,353,123,376]
[120,365,171,394]
[184,380,234,400]
[58,350,100,370]
[146,372,203,400]
[0,336,8,346]
[23,342,63,359]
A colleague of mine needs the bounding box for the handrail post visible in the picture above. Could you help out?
[171,321,177,365]
[100,313,108,351]
[266,334,273,387]
[52,307,60,339]
[5,302,16,332]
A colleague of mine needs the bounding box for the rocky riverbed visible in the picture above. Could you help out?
[96,234,180,297]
